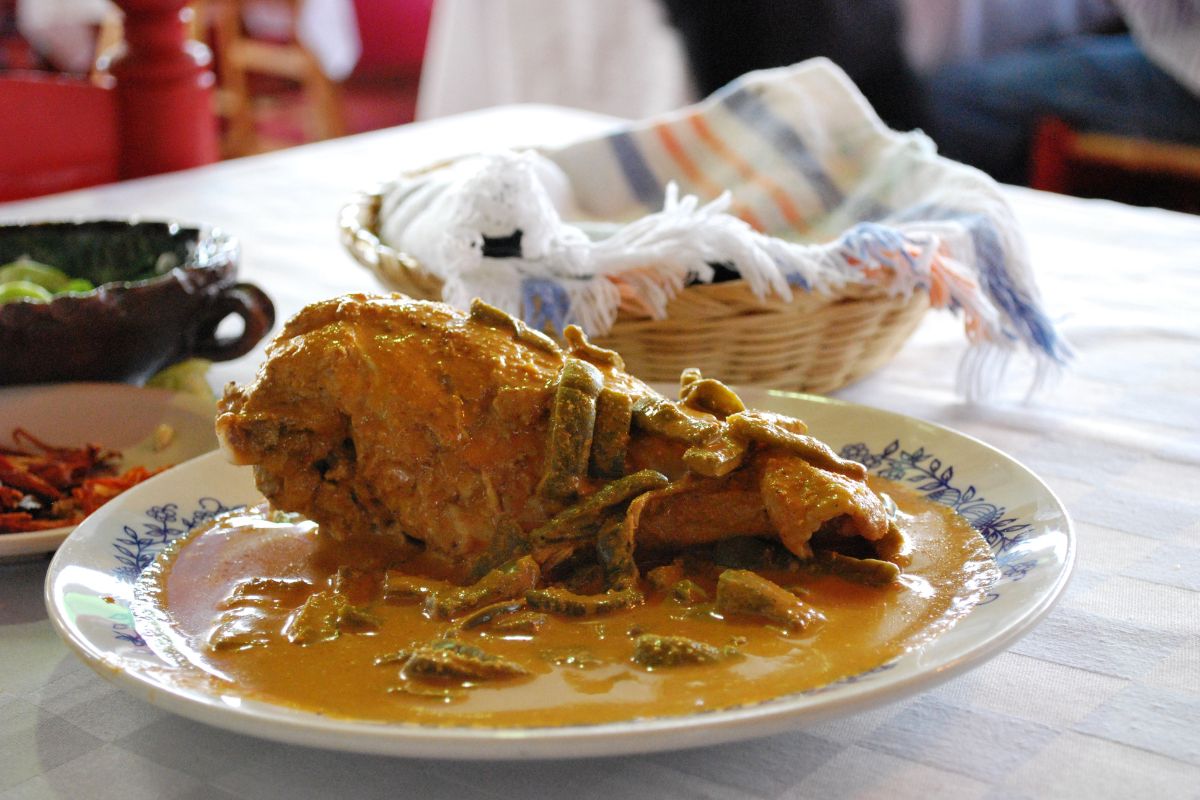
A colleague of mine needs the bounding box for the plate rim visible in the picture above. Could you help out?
[43,392,1075,759]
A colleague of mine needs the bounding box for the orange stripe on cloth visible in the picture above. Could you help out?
[654,123,766,231]
[688,115,809,234]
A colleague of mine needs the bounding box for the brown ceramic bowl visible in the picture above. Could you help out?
[0,220,275,386]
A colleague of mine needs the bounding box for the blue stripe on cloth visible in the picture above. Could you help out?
[771,249,810,289]
[720,85,844,213]
[521,277,573,334]
[784,268,810,290]
[899,204,1069,362]
[607,131,664,208]
[780,222,927,290]
[838,223,923,276]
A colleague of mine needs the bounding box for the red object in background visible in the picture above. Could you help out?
[0,74,119,202]
[1029,118,1073,193]
[1030,116,1200,213]
[0,0,218,202]
[110,0,219,179]
[1,0,426,202]
[352,0,432,79]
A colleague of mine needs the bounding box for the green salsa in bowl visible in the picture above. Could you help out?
[0,220,275,386]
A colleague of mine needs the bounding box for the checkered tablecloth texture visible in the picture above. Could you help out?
[2,110,1198,800]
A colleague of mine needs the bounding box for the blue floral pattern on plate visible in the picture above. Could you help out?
[839,439,1033,555]
[838,439,1037,607]
[112,498,233,581]
[110,497,233,645]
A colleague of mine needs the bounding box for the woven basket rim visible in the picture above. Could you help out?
[336,173,932,393]
[338,188,908,310]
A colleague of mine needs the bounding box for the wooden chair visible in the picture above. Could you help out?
[206,0,344,156]
[1030,117,1200,211]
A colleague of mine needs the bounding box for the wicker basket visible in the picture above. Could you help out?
[339,191,930,394]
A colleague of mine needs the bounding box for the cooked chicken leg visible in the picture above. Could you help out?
[216,294,893,584]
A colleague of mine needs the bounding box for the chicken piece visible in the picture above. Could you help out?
[759,454,889,559]
[216,293,891,586]
[217,294,572,582]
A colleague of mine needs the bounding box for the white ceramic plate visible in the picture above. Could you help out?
[0,383,217,557]
[44,390,1073,759]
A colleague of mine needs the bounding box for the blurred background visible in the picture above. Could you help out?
[2,0,1197,212]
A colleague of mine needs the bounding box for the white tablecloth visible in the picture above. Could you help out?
[1,105,1198,799]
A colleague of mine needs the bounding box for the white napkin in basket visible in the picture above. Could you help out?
[378,58,1069,398]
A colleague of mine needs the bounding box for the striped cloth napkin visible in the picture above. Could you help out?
[378,58,1069,397]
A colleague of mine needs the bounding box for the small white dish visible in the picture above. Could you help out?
[0,383,217,557]
[44,390,1073,759]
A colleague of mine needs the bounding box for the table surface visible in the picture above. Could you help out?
[2,105,1198,800]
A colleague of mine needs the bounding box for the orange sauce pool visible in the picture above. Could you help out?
[133,478,997,727]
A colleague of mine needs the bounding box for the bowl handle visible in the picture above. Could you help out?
[191,282,276,362]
